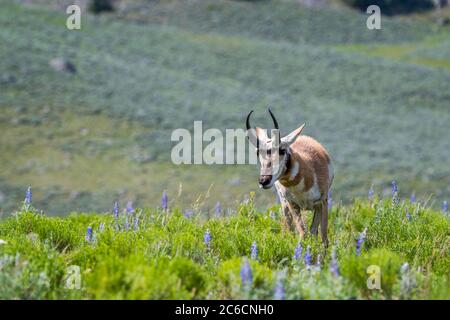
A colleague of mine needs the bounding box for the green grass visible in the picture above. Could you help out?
[1,0,450,215]
[0,195,448,299]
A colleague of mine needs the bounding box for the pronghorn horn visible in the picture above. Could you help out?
[246,110,254,131]
[268,108,279,130]
[246,110,259,147]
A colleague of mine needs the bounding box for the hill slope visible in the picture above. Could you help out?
[0,1,450,215]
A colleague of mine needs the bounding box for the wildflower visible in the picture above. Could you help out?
[134,216,139,231]
[293,242,302,260]
[356,228,367,256]
[316,254,321,270]
[250,241,258,260]
[273,276,285,300]
[215,202,222,216]
[161,191,168,211]
[400,262,413,298]
[410,192,415,204]
[391,180,398,204]
[368,184,375,201]
[124,215,129,230]
[400,262,409,274]
[391,180,398,196]
[113,202,119,221]
[442,201,448,214]
[85,226,93,242]
[304,245,312,269]
[24,186,32,207]
[0,239,7,245]
[183,209,193,218]
[98,223,105,232]
[330,249,339,277]
[406,208,412,221]
[328,190,333,210]
[204,229,211,248]
[126,201,134,214]
[240,258,253,289]
[269,211,276,220]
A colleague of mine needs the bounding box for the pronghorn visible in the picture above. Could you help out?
[246,109,334,245]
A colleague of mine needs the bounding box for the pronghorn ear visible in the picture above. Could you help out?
[281,123,305,146]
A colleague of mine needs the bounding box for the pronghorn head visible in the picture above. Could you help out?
[246,109,305,189]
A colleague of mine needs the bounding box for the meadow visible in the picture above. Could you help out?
[0,0,449,300]
[0,187,448,299]
[1,0,450,215]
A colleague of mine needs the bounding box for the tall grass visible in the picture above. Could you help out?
[0,194,448,299]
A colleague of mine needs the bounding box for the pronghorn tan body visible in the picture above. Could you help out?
[246,109,334,245]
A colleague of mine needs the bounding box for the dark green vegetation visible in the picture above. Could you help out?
[1,0,450,215]
[343,0,435,16]
[0,196,448,299]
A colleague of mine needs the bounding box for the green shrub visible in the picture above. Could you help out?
[216,257,274,299]
[89,0,114,14]
[342,0,435,15]
[340,248,403,298]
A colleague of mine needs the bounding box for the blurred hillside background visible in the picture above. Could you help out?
[1,0,449,215]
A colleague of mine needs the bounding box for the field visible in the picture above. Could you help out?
[0,192,448,299]
[0,0,449,300]
[0,0,450,215]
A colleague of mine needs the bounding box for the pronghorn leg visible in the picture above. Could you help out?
[280,200,295,233]
[321,199,329,247]
[291,203,307,238]
[311,202,322,236]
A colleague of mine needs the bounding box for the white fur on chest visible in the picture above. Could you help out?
[275,175,321,210]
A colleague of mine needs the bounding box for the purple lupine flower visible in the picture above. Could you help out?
[316,254,321,270]
[161,191,168,211]
[85,226,93,242]
[124,214,130,230]
[134,217,139,231]
[406,208,412,221]
[368,184,375,201]
[24,186,32,206]
[400,262,411,297]
[442,201,448,214]
[401,262,409,274]
[274,277,285,300]
[113,202,119,220]
[328,190,333,210]
[204,229,211,248]
[391,180,398,196]
[269,211,276,220]
[183,209,193,218]
[215,202,222,216]
[356,228,367,256]
[410,192,416,204]
[250,241,258,260]
[126,201,134,214]
[391,180,398,204]
[240,258,253,288]
[113,201,120,230]
[304,245,312,269]
[98,223,105,232]
[330,249,339,277]
[294,242,303,260]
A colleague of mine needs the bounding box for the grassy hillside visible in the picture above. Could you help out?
[1,0,450,215]
[0,193,448,299]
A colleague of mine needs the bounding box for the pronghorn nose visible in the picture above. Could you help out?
[259,175,272,187]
